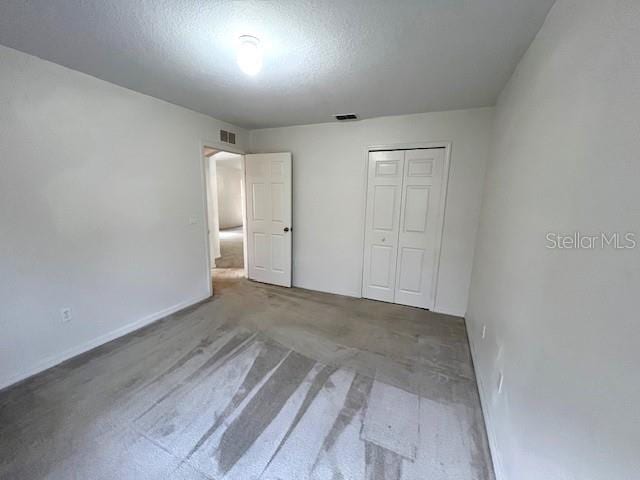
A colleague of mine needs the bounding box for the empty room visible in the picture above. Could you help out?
[0,1,638,480]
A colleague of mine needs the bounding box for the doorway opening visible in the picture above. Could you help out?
[203,147,247,284]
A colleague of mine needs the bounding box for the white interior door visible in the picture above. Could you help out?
[362,151,405,302]
[362,148,447,309]
[245,153,292,287]
[394,148,445,309]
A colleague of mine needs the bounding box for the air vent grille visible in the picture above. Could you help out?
[334,113,358,121]
[219,129,236,144]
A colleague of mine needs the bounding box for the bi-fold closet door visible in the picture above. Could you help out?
[362,148,446,310]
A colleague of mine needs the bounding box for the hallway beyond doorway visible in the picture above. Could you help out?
[215,226,244,269]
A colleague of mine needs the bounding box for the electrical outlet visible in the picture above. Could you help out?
[61,307,72,323]
[189,216,199,225]
[481,325,487,339]
[497,372,504,394]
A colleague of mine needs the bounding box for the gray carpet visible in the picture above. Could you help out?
[215,227,244,269]
[0,271,495,480]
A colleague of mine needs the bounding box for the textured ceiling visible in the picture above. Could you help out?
[0,0,555,129]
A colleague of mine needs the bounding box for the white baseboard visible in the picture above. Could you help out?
[0,293,210,391]
[465,318,506,480]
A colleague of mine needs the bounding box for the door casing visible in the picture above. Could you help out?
[199,139,246,298]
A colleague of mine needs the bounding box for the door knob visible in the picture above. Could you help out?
[284,227,290,232]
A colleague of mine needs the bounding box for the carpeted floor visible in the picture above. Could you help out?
[0,271,495,480]
[215,227,244,269]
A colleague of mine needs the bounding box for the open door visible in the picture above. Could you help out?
[244,153,292,287]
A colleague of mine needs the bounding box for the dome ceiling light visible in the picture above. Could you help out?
[237,35,262,76]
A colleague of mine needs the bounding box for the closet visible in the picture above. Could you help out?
[362,148,447,309]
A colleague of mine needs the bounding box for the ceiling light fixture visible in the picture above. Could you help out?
[237,35,262,76]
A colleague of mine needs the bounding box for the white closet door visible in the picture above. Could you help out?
[245,153,292,287]
[394,148,445,309]
[362,151,405,302]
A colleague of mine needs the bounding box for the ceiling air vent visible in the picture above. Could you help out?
[334,113,358,121]
[219,129,237,144]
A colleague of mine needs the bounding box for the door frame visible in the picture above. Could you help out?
[198,139,246,297]
[360,141,452,311]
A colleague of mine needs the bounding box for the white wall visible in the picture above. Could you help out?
[206,156,221,265]
[0,45,247,389]
[466,1,640,479]
[250,108,494,316]
[216,163,244,229]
